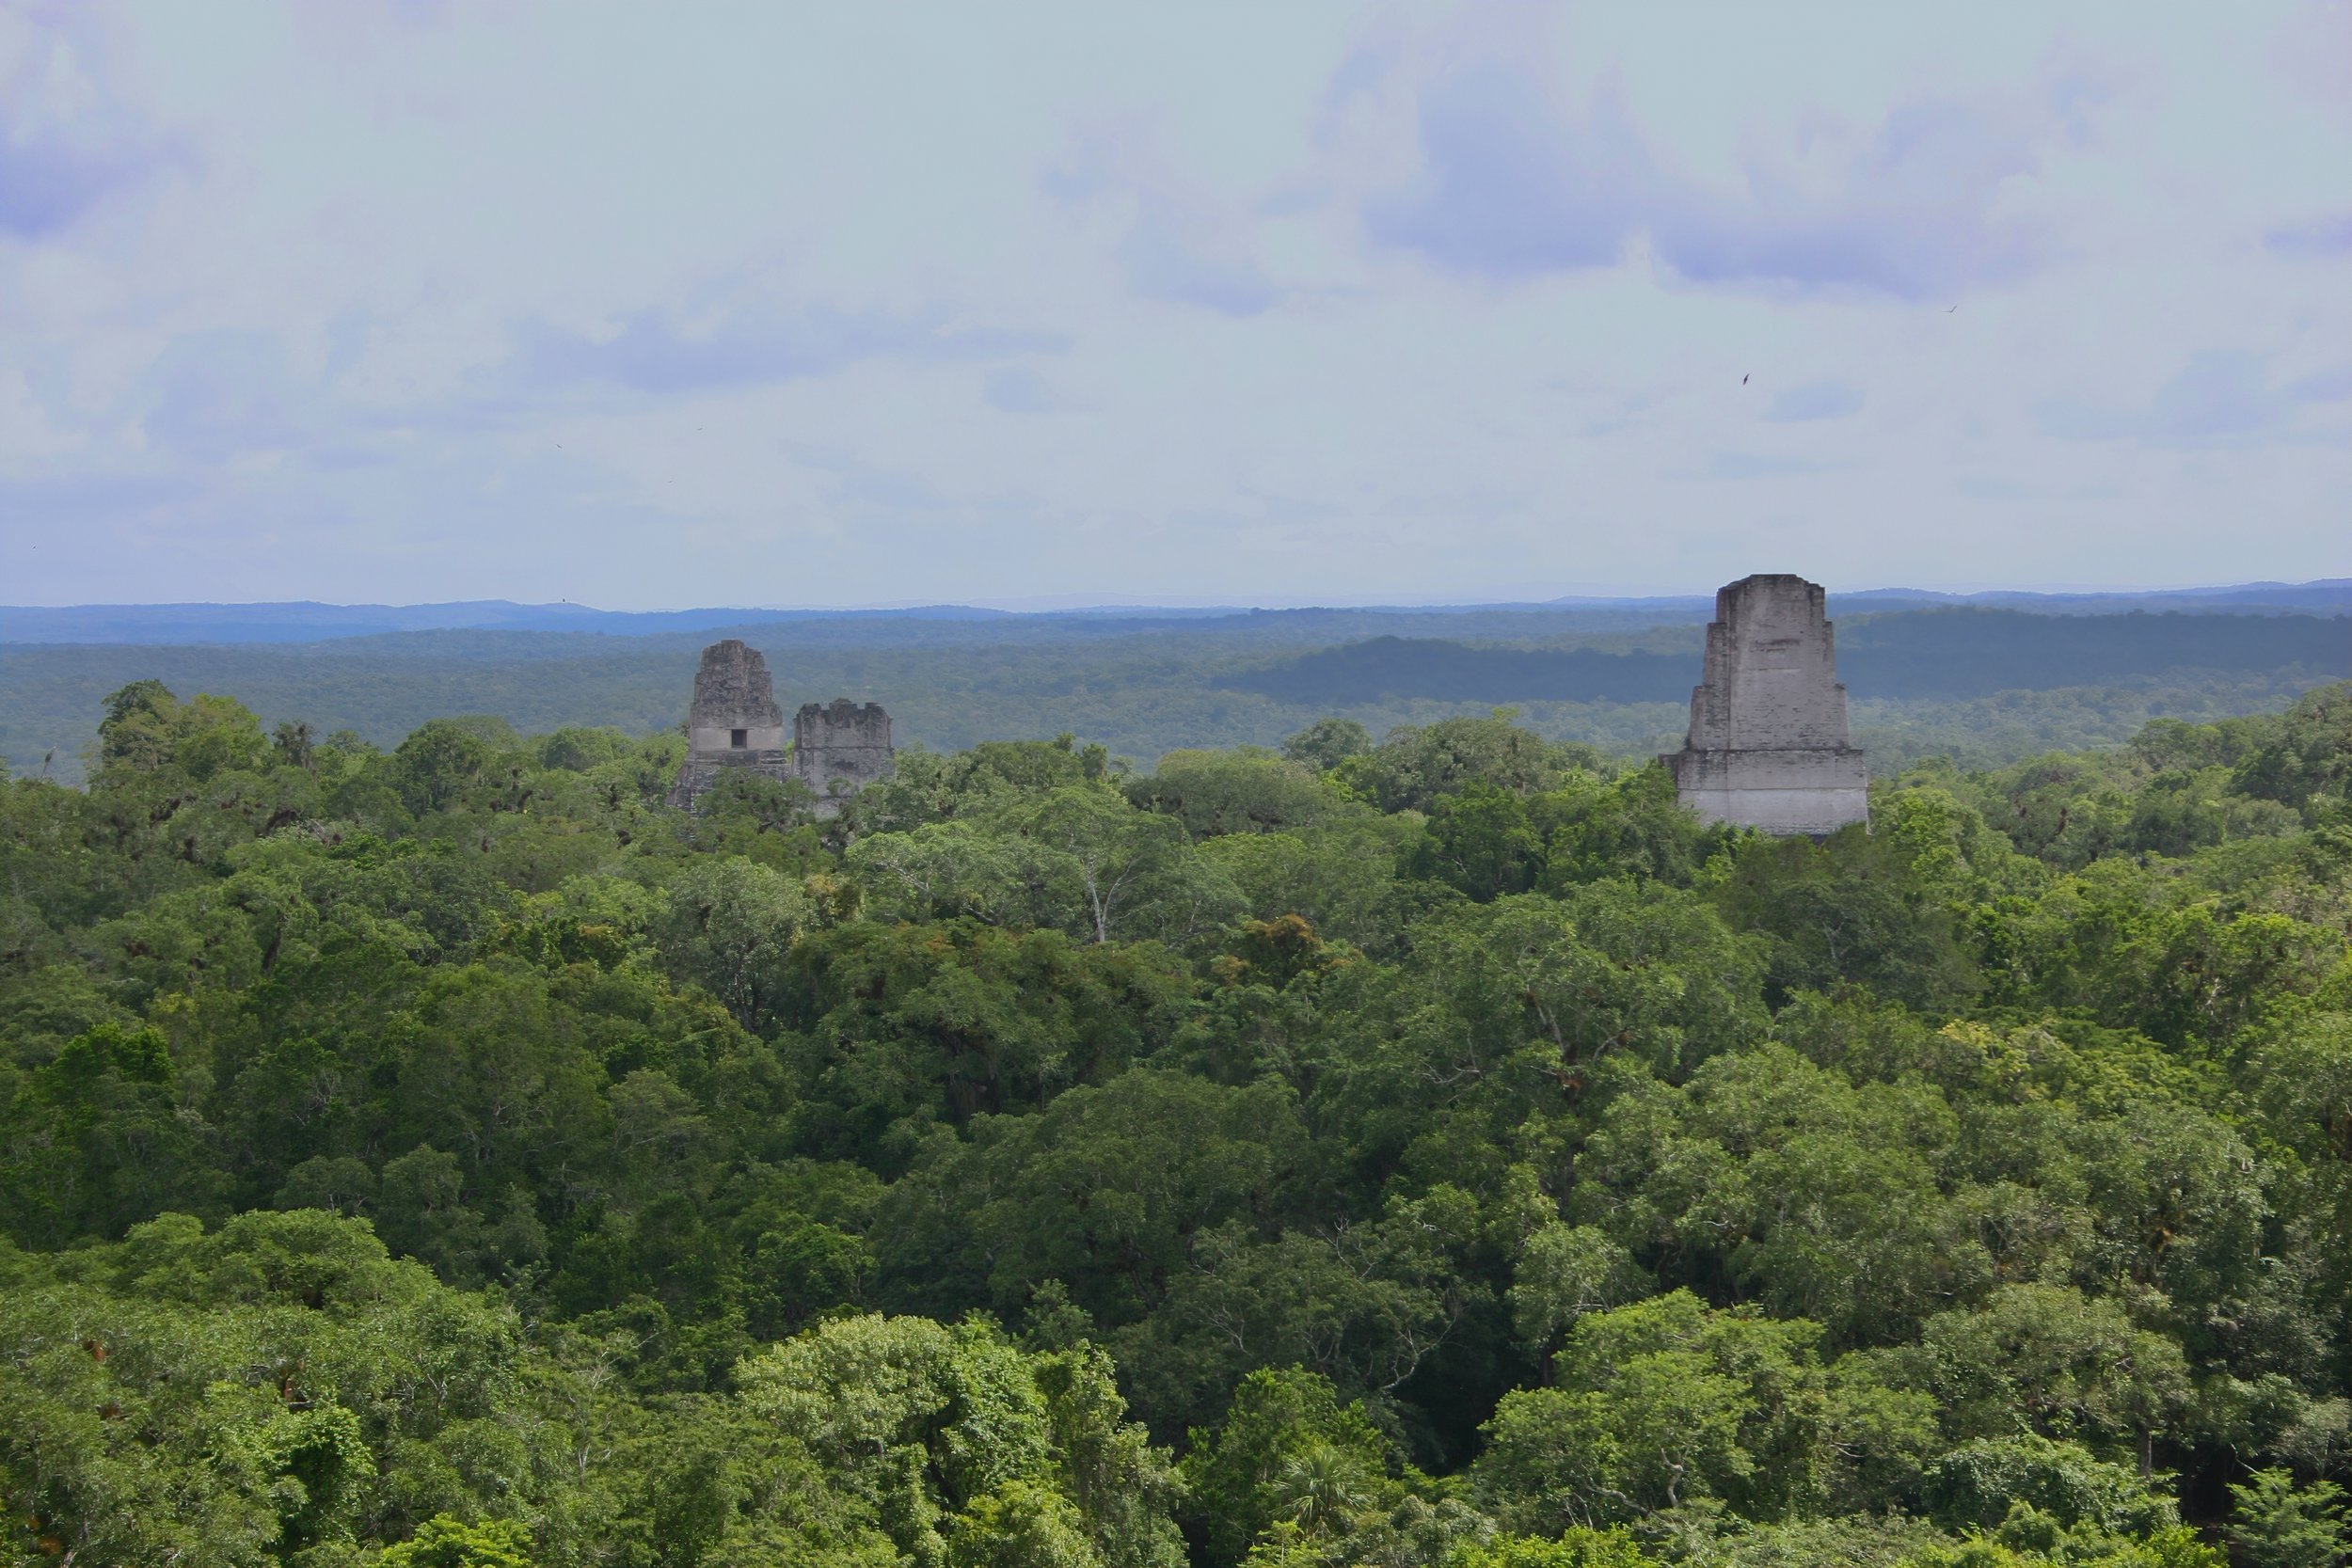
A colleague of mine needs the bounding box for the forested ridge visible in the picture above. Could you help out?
[7,677,2352,1567]
[1221,613,2352,706]
[8,608,2344,786]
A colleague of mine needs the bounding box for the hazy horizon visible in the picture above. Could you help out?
[7,573,2352,618]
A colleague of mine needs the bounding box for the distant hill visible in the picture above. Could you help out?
[4,578,2346,645]
[0,600,1017,645]
[1220,610,2352,705]
[1822,579,2352,616]
[1837,609,2352,695]
[1540,580,2352,617]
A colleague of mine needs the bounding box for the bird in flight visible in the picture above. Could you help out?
[1944,304,1959,313]
[1741,373,1750,386]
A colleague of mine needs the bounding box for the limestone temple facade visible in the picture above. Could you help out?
[794,699,894,809]
[1662,574,1869,836]
[667,640,789,808]
[667,640,894,814]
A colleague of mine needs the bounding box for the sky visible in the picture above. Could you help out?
[1,2,2348,610]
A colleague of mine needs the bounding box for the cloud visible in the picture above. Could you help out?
[0,366,79,461]
[2290,364,2352,403]
[0,129,142,238]
[2267,212,2352,258]
[136,331,316,458]
[2271,0,2352,128]
[1363,58,2090,300]
[1118,214,1284,316]
[1648,92,2073,299]
[2039,351,2352,446]
[106,328,446,479]
[121,307,1073,471]
[0,468,184,516]
[982,365,1060,413]
[1763,380,1865,422]
[511,307,1066,394]
[1698,451,1845,480]
[1046,124,1289,316]
[1363,68,1648,277]
[0,12,167,239]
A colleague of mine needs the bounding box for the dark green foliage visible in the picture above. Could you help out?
[2229,1468,2350,1568]
[4,680,2352,1565]
[1178,1368,1396,1565]
[1280,717,1373,771]
[1924,1435,2179,1536]
[1,1022,223,1246]
[1330,710,1596,813]
[1125,749,1334,840]
[2233,682,2352,811]
[380,1515,536,1568]
[392,719,499,816]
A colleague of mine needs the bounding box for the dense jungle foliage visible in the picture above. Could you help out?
[6,676,2352,1567]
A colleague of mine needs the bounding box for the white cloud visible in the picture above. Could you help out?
[1764,381,1866,423]
[1353,34,2106,300]
[2040,351,2352,448]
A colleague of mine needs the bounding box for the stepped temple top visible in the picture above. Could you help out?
[1661,574,1868,836]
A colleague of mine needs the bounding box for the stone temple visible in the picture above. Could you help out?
[1661,574,1868,836]
[794,698,894,810]
[667,640,894,814]
[668,640,789,808]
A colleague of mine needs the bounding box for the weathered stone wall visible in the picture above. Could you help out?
[667,640,793,807]
[796,699,894,809]
[1662,574,1868,835]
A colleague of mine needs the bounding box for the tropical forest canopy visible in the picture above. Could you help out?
[6,674,2352,1566]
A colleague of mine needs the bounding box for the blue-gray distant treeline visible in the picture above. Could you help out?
[4,595,2346,784]
[1222,610,2352,705]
